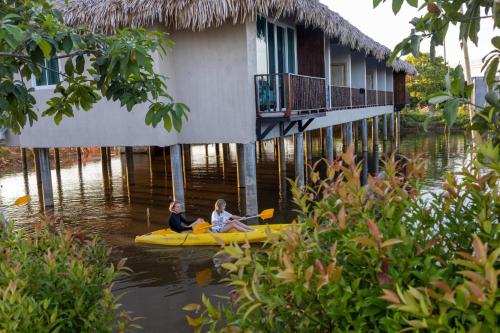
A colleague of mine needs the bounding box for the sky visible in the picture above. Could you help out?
[321,0,497,76]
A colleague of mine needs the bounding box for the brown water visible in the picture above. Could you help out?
[0,131,471,332]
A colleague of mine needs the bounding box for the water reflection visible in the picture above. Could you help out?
[0,131,471,332]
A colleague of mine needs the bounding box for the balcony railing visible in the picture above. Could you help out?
[351,88,365,107]
[329,86,395,109]
[386,91,394,105]
[377,91,386,105]
[330,86,351,109]
[367,89,377,106]
[255,73,326,117]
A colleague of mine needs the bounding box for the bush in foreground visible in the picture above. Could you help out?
[0,221,137,332]
[187,148,499,332]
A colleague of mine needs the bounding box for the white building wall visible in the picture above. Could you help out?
[330,44,351,87]
[377,62,387,91]
[386,68,394,92]
[350,52,366,89]
[8,22,256,148]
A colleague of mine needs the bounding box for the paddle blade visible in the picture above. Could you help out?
[259,208,274,220]
[14,195,30,207]
[193,221,211,234]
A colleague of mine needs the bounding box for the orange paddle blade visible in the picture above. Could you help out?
[193,221,212,234]
[259,208,274,220]
[14,195,30,207]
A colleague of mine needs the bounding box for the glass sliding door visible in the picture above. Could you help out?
[256,17,296,112]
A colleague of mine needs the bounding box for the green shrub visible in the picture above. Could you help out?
[187,148,499,332]
[0,221,137,333]
[400,106,469,130]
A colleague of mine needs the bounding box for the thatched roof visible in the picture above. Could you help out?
[61,0,415,74]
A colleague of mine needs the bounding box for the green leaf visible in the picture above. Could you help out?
[75,55,85,74]
[392,0,404,14]
[428,94,452,104]
[406,0,418,8]
[492,36,500,49]
[62,36,73,54]
[443,99,459,128]
[485,91,500,107]
[163,115,172,131]
[38,39,52,59]
[373,0,383,8]
[65,59,74,76]
[485,58,498,89]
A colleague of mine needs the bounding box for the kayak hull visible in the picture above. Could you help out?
[135,224,291,246]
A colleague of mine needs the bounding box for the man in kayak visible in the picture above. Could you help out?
[210,199,256,233]
[168,201,204,233]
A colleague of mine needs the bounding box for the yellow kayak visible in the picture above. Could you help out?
[135,224,291,246]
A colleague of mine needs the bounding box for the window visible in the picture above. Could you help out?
[34,58,60,87]
[331,64,346,86]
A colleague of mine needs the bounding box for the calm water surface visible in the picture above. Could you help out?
[0,131,471,332]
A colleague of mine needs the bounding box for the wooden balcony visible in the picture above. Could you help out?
[330,86,351,109]
[367,89,377,106]
[254,73,326,117]
[329,86,395,109]
[351,88,366,107]
[385,91,394,105]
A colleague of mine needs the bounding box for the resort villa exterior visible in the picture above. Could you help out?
[2,0,414,215]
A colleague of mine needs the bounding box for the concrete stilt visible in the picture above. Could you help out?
[373,115,379,149]
[170,144,185,207]
[383,114,388,142]
[21,148,28,172]
[325,126,334,161]
[242,142,258,216]
[362,119,368,152]
[125,146,135,186]
[236,143,245,188]
[54,148,61,172]
[346,122,353,147]
[294,132,305,187]
[36,148,54,207]
[33,148,43,205]
[361,151,368,185]
[148,146,154,180]
[354,122,359,152]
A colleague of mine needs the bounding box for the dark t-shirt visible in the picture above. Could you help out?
[168,213,194,232]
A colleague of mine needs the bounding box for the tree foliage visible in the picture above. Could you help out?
[406,53,449,105]
[0,0,188,134]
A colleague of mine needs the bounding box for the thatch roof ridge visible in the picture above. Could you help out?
[61,0,415,74]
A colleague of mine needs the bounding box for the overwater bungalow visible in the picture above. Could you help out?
[2,0,414,214]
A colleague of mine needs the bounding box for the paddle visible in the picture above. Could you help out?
[192,208,275,234]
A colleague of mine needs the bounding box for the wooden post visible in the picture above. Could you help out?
[36,148,54,207]
[21,148,28,173]
[325,126,334,161]
[278,136,286,175]
[125,146,135,186]
[77,147,82,164]
[170,144,185,208]
[33,148,43,205]
[373,115,379,149]
[294,132,305,187]
[54,148,61,172]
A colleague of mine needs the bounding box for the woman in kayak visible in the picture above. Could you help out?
[168,201,204,233]
[211,199,256,233]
